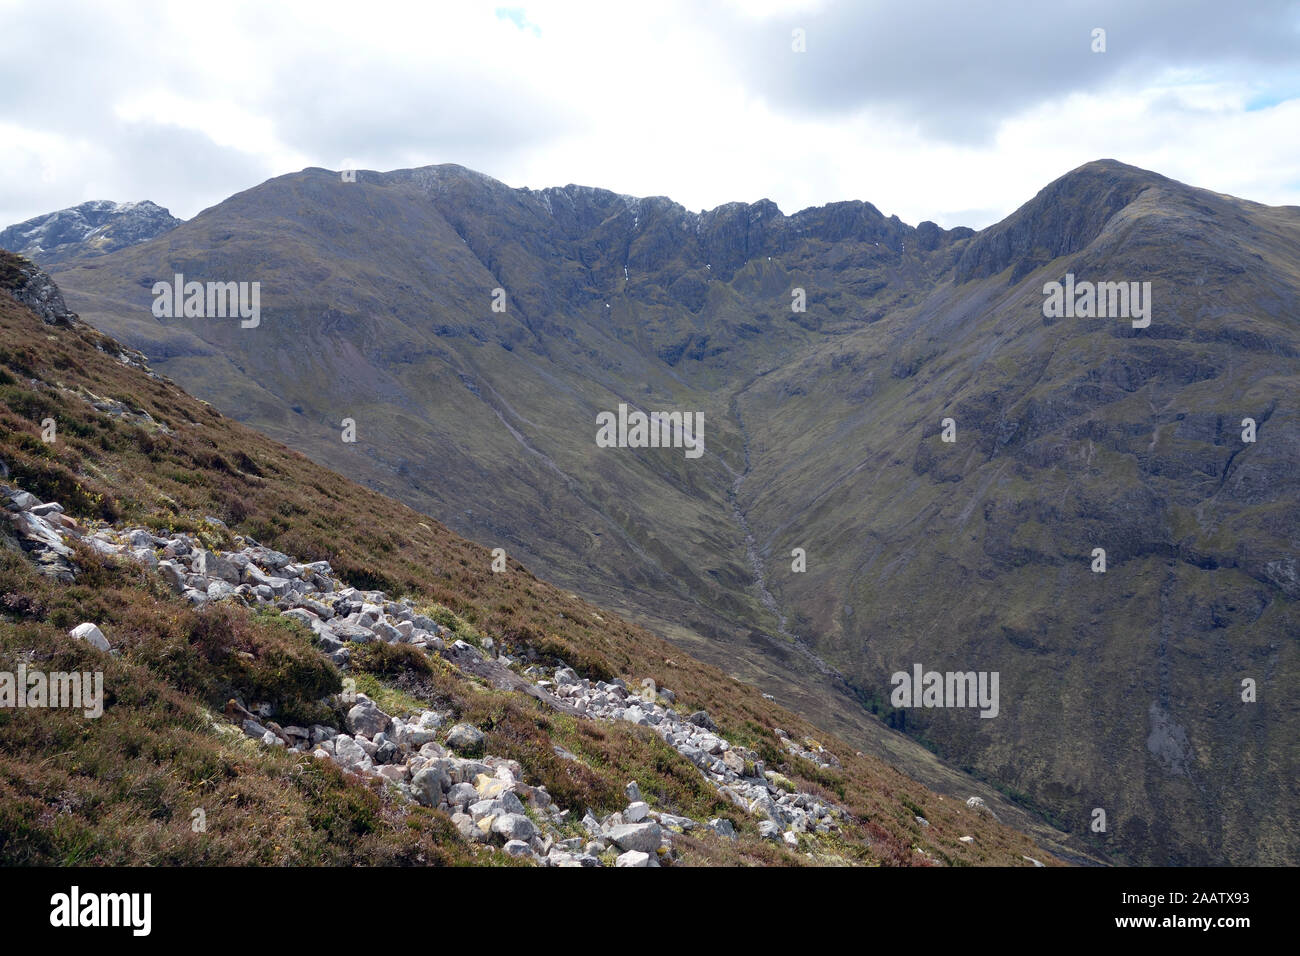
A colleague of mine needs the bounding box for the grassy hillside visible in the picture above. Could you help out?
[0,264,1067,866]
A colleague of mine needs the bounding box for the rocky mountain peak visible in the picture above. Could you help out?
[0,198,182,267]
[954,158,1175,284]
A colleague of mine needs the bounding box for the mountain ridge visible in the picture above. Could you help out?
[28,157,1300,864]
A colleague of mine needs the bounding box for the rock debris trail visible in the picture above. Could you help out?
[5,478,858,867]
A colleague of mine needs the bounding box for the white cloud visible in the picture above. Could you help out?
[1,0,1298,231]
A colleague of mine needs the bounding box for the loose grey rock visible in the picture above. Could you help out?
[293,597,334,620]
[499,790,526,815]
[491,813,537,843]
[7,490,40,511]
[706,818,736,840]
[657,813,696,831]
[329,620,375,643]
[332,735,370,771]
[281,608,319,629]
[411,764,452,807]
[451,812,476,840]
[196,550,241,584]
[688,710,717,731]
[309,725,337,745]
[346,696,392,737]
[606,822,662,854]
[69,622,110,651]
[468,798,503,818]
[207,580,240,602]
[445,722,486,755]
[965,795,1001,822]
[446,782,478,809]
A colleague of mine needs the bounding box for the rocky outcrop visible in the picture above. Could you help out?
[544,668,844,842]
[4,486,77,579]
[0,251,77,326]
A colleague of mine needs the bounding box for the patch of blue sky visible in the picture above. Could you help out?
[495,7,541,37]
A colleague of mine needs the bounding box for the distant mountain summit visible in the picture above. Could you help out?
[0,199,182,267]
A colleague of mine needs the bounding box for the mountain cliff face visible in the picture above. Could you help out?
[0,200,182,267]
[38,159,1300,864]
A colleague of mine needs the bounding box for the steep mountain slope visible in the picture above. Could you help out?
[45,165,979,808]
[43,160,1300,864]
[738,162,1300,864]
[0,200,182,267]
[0,255,1072,866]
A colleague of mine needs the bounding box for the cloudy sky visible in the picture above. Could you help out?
[3,0,1299,230]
